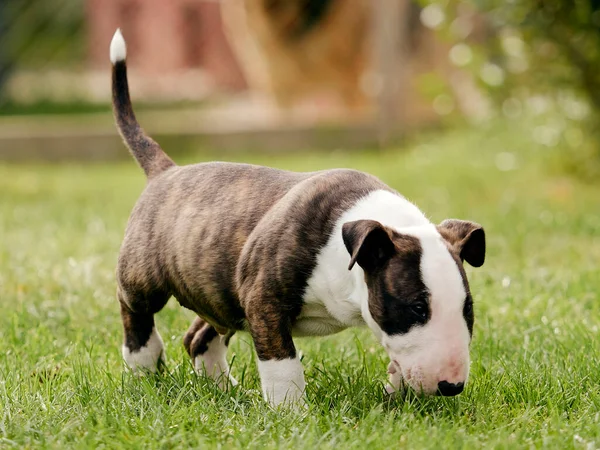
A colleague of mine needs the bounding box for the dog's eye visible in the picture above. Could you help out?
[411,303,428,320]
[463,298,473,316]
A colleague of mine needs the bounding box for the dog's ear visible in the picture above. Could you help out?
[437,219,486,267]
[342,220,396,271]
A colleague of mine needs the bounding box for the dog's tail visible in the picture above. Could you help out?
[110,29,175,179]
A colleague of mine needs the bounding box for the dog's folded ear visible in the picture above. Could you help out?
[437,219,486,267]
[342,220,396,271]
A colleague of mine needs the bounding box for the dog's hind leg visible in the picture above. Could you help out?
[183,317,237,389]
[118,287,169,373]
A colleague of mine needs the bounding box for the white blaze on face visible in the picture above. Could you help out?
[381,228,471,395]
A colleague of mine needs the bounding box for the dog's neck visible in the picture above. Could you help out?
[304,190,433,336]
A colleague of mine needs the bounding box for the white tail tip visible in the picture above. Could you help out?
[110,28,127,64]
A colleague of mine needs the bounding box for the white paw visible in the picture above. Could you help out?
[194,336,236,389]
[122,327,165,373]
[257,357,306,407]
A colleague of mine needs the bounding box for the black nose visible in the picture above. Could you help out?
[437,381,464,396]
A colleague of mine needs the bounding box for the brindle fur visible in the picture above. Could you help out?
[117,161,393,361]
[182,316,236,358]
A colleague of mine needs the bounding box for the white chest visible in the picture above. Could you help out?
[292,300,354,337]
[297,189,431,338]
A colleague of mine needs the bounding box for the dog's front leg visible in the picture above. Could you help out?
[247,310,306,407]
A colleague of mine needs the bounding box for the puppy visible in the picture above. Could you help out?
[110,29,485,406]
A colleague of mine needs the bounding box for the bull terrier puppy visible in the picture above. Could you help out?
[110,29,485,407]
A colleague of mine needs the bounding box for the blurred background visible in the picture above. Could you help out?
[0,0,599,178]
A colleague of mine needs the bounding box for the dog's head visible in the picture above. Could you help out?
[342,219,485,396]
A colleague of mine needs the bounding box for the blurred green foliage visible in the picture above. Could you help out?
[487,0,600,179]
[2,0,85,69]
[421,0,600,179]
[484,0,600,109]
[0,0,85,102]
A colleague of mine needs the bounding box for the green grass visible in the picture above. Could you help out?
[1,120,599,449]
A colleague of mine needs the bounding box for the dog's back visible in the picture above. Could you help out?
[117,162,309,329]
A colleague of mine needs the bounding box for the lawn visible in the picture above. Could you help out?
[0,120,599,449]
